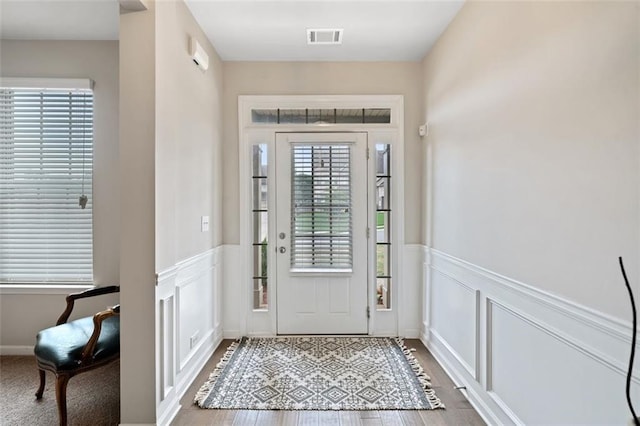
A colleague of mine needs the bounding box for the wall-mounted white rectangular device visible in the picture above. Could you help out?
[190,37,209,72]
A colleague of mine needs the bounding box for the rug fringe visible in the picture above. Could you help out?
[193,339,241,407]
[395,338,446,409]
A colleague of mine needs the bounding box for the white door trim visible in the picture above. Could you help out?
[238,95,405,337]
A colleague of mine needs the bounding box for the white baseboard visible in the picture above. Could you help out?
[400,328,421,339]
[223,330,241,339]
[157,329,222,426]
[421,331,502,426]
[0,345,33,356]
[156,400,180,426]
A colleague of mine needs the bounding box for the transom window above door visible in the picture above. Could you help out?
[251,108,391,125]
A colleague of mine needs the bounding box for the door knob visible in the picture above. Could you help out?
[279,246,287,254]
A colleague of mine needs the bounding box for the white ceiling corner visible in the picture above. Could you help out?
[0,0,464,61]
[0,0,119,41]
[184,0,465,61]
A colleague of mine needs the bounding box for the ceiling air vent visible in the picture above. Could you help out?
[307,29,343,45]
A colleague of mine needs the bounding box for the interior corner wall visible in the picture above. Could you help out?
[155,1,223,272]
[221,61,424,245]
[0,40,120,348]
[421,2,639,424]
[120,3,157,423]
[153,1,225,423]
[119,0,225,421]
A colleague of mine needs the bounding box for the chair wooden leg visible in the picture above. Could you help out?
[55,374,70,426]
[35,369,46,399]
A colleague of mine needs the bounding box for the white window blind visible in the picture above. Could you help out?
[0,85,93,283]
[291,144,352,270]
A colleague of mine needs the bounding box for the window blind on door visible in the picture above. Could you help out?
[0,86,93,283]
[290,144,352,270]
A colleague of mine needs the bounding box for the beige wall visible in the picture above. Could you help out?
[0,40,120,347]
[119,2,157,422]
[222,61,424,245]
[155,0,224,271]
[422,1,639,318]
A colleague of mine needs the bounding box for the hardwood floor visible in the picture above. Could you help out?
[171,339,485,426]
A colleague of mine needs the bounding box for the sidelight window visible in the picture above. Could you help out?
[251,144,268,309]
[376,144,391,309]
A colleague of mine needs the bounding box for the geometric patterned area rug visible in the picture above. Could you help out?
[194,336,444,410]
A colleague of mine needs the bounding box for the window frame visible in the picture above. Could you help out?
[0,78,95,288]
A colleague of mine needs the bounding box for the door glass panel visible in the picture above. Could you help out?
[290,144,352,270]
[364,108,392,124]
[252,144,269,309]
[376,244,390,277]
[376,277,391,308]
[376,211,391,243]
[307,109,336,124]
[251,109,278,123]
[252,212,268,246]
[376,144,391,309]
[336,109,365,124]
[279,109,307,124]
[252,178,268,210]
[376,176,390,211]
[253,278,268,310]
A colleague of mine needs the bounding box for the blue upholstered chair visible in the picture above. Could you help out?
[34,286,120,426]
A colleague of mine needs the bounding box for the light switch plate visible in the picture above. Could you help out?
[201,215,209,232]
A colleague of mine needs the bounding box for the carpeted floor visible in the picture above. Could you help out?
[0,356,120,426]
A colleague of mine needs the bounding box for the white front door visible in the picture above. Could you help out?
[275,132,368,334]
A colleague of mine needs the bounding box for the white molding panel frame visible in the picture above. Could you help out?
[155,247,223,426]
[421,247,640,425]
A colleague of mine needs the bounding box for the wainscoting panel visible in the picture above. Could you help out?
[176,265,214,370]
[489,300,632,425]
[421,247,640,425]
[156,247,223,426]
[159,294,175,401]
[429,265,478,378]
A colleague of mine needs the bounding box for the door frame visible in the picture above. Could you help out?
[238,95,405,337]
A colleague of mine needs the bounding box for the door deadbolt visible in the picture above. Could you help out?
[279,232,286,239]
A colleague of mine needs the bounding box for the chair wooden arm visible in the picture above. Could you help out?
[80,305,120,363]
[56,286,120,326]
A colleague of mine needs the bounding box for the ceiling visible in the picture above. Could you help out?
[0,1,120,41]
[0,0,464,62]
